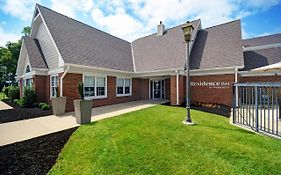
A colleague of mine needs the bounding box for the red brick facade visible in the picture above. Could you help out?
[190,74,235,106]
[23,72,281,111]
[62,73,149,112]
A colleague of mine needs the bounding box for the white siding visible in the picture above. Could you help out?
[36,22,59,69]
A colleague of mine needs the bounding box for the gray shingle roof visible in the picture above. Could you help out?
[190,20,244,70]
[243,47,281,71]
[37,5,134,72]
[243,33,281,47]
[32,5,245,73]
[23,36,48,69]
[132,20,201,72]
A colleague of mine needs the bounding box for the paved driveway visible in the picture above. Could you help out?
[0,100,167,146]
[0,101,13,110]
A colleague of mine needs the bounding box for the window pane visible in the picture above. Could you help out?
[97,87,105,96]
[84,87,95,96]
[117,78,124,87]
[117,87,123,94]
[84,76,94,87]
[125,87,130,94]
[96,77,105,87]
[125,79,130,87]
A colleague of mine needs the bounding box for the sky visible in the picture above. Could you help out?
[0,0,280,46]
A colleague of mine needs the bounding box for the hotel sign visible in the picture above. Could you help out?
[191,81,230,89]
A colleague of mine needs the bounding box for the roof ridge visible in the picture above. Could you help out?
[132,19,201,42]
[36,4,131,44]
[243,33,281,41]
[203,19,240,30]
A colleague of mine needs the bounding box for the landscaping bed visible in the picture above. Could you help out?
[191,103,231,117]
[0,99,52,123]
[0,127,77,175]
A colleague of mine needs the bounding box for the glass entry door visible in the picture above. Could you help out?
[153,80,161,99]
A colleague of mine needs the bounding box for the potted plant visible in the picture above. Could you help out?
[51,86,66,115]
[74,82,92,124]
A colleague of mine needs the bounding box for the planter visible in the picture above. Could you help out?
[51,97,67,115]
[74,99,92,124]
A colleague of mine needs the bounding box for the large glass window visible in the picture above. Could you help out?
[50,75,58,98]
[116,78,131,96]
[84,75,106,98]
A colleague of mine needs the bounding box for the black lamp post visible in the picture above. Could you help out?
[182,23,194,125]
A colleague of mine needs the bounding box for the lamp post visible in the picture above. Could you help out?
[182,23,194,125]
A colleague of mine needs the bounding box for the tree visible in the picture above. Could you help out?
[21,26,31,36]
[0,26,28,85]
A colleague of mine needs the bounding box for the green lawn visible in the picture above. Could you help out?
[0,92,6,100]
[49,105,281,175]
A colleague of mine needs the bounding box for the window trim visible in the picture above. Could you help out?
[50,74,58,99]
[83,74,107,100]
[116,77,132,97]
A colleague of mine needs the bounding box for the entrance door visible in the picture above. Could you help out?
[153,80,161,99]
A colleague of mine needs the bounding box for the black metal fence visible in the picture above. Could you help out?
[233,83,281,138]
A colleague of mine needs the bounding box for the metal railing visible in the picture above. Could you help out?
[233,83,281,138]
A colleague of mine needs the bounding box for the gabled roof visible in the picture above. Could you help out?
[23,36,47,69]
[243,47,281,71]
[243,33,281,47]
[37,5,134,72]
[190,20,244,70]
[132,20,201,72]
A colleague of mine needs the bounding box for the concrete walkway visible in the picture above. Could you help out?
[0,101,13,110]
[0,100,167,146]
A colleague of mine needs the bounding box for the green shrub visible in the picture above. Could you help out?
[38,102,47,109]
[23,87,37,107]
[8,86,20,101]
[16,98,25,107]
[41,104,50,111]
[78,82,84,100]
[2,86,11,98]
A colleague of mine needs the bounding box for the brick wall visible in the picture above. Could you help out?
[190,74,235,106]
[239,75,281,83]
[34,75,47,102]
[62,73,149,112]
[170,76,177,105]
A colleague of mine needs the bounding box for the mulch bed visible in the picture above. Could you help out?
[190,104,231,117]
[163,102,231,117]
[0,127,77,175]
[0,99,52,124]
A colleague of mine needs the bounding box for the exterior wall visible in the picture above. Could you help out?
[62,73,149,112]
[190,74,235,106]
[165,78,170,100]
[33,75,47,102]
[170,76,177,105]
[36,22,59,69]
[239,75,281,83]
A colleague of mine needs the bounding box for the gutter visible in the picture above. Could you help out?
[60,65,70,97]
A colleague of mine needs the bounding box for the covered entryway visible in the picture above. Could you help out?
[150,79,166,99]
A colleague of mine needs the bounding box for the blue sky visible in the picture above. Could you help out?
[0,0,280,46]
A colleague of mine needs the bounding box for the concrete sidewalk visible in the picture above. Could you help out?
[0,100,167,146]
[0,101,13,110]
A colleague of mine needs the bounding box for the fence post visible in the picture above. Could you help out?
[233,85,236,124]
[255,86,259,132]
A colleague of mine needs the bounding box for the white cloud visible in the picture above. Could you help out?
[2,0,41,21]
[0,26,20,46]
[50,0,93,18]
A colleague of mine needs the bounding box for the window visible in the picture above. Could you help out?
[25,65,31,73]
[50,75,58,98]
[25,78,33,87]
[116,78,131,96]
[84,75,106,98]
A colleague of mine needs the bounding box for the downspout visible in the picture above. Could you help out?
[176,70,179,105]
[60,66,70,97]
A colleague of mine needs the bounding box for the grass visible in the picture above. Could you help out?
[49,105,281,175]
[0,92,7,100]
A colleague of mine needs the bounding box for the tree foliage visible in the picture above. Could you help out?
[0,26,30,85]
